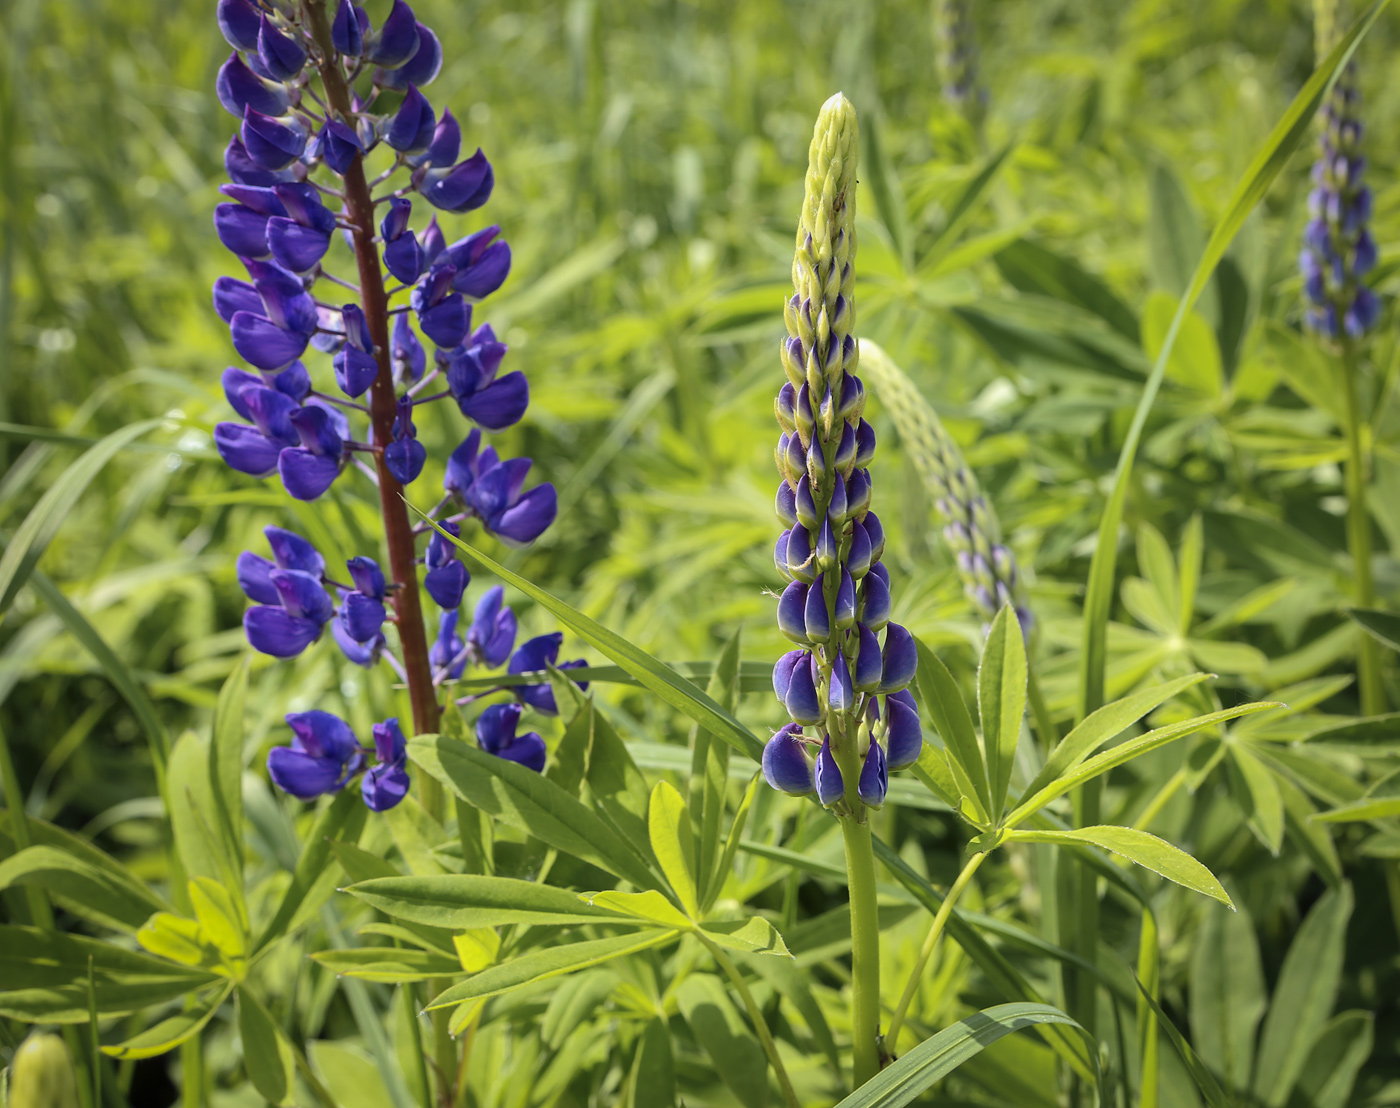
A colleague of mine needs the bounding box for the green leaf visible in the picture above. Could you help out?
[308,1041,395,1108]
[1142,294,1223,397]
[586,889,693,930]
[1227,745,1284,853]
[409,734,658,890]
[347,874,636,929]
[1252,884,1353,1108]
[426,930,678,1009]
[1312,795,1400,822]
[862,107,910,269]
[1019,673,1209,804]
[924,144,1014,265]
[700,916,790,957]
[911,743,962,809]
[994,238,1139,342]
[1349,607,1400,651]
[541,970,619,1048]
[410,518,765,762]
[693,629,740,914]
[1008,701,1278,826]
[1147,163,1213,318]
[913,639,990,824]
[580,695,656,872]
[256,787,366,951]
[1189,900,1264,1091]
[676,973,771,1108]
[1004,826,1231,907]
[137,912,223,971]
[27,570,170,776]
[381,793,449,877]
[310,947,463,982]
[188,876,246,966]
[101,982,232,1060]
[236,988,295,1105]
[979,605,1027,815]
[1078,0,1388,716]
[0,419,160,620]
[1178,515,1204,632]
[631,1016,676,1108]
[209,657,248,869]
[1278,775,1344,887]
[0,924,219,1022]
[648,781,699,917]
[704,773,761,914]
[1295,1011,1374,1108]
[166,730,237,893]
[1134,522,1180,624]
[831,1003,1085,1108]
[0,844,166,933]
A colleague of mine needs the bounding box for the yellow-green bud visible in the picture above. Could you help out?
[8,1034,80,1108]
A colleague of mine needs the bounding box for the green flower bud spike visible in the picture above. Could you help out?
[8,1033,80,1108]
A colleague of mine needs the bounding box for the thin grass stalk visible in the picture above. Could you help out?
[1342,342,1383,713]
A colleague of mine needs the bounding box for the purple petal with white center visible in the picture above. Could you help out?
[244,604,322,657]
[236,551,280,605]
[214,422,282,477]
[772,649,805,702]
[381,197,412,241]
[862,571,890,630]
[777,581,808,643]
[268,746,345,799]
[288,403,343,456]
[265,526,323,575]
[225,136,293,187]
[815,738,843,806]
[853,623,882,691]
[425,561,468,610]
[803,573,831,641]
[419,216,446,265]
[347,557,386,597]
[829,651,854,712]
[243,386,300,445]
[278,449,341,501]
[784,655,822,725]
[288,709,359,762]
[362,760,410,810]
[414,109,460,169]
[763,724,814,796]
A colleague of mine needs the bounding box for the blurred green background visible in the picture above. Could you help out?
[4,1,1400,1095]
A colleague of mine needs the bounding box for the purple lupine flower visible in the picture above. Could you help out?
[424,522,469,610]
[1301,61,1381,339]
[391,313,427,383]
[239,526,334,657]
[410,262,470,348]
[475,703,546,772]
[442,431,557,546]
[467,585,517,667]
[241,106,308,172]
[334,303,379,398]
[418,148,494,213]
[445,324,528,430]
[362,718,411,810]
[374,22,442,89]
[429,611,467,680]
[268,710,365,799]
[280,404,347,500]
[507,632,588,715]
[763,95,924,813]
[340,556,387,643]
[385,396,426,485]
[440,226,511,300]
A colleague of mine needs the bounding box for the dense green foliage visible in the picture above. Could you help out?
[2,0,1400,1105]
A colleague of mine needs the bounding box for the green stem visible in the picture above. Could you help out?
[885,849,986,1051]
[1133,768,1185,832]
[1342,342,1384,715]
[700,936,801,1108]
[290,1040,341,1108]
[839,813,882,1087]
[1069,779,1101,1039]
[1027,663,1059,758]
[180,1035,204,1108]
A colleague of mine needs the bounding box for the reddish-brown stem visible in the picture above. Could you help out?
[303,2,440,743]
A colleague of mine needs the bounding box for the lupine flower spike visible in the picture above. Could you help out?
[213,0,581,809]
[935,0,986,126]
[761,93,925,815]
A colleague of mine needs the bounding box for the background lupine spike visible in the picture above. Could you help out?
[859,340,1032,637]
[1300,0,1378,340]
[934,0,986,124]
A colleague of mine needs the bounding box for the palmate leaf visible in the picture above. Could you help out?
[648,781,699,917]
[412,513,766,762]
[408,734,659,890]
[1078,0,1391,716]
[1004,826,1232,908]
[832,1003,1087,1108]
[425,930,679,1009]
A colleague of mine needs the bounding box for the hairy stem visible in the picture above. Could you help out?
[885,849,986,1051]
[700,936,801,1108]
[1342,342,1384,715]
[301,0,442,768]
[839,813,882,1087]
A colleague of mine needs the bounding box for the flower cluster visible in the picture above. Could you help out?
[762,95,923,814]
[1300,58,1378,339]
[212,0,581,807]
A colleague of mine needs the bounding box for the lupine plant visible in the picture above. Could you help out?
[3,3,1399,1108]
